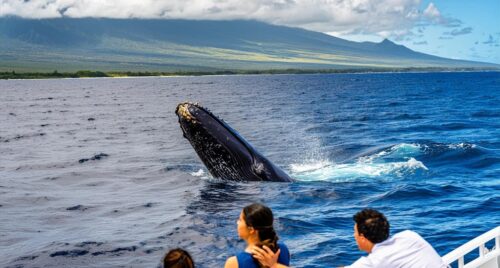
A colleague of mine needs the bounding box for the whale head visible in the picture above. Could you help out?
[175,102,292,182]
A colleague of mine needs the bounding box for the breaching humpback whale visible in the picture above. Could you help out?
[175,102,293,182]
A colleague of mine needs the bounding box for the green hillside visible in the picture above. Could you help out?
[0,18,498,72]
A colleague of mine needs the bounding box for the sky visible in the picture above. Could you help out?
[1,0,499,64]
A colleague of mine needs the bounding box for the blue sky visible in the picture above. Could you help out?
[424,0,499,64]
[1,0,499,64]
[338,0,500,64]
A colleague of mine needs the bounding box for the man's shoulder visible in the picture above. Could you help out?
[395,229,419,236]
[373,230,428,256]
[393,230,424,240]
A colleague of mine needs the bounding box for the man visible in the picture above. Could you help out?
[252,208,448,268]
[344,208,448,268]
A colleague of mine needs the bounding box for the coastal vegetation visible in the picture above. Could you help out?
[0,70,108,79]
[1,67,497,80]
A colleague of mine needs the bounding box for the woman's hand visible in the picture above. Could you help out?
[251,246,283,268]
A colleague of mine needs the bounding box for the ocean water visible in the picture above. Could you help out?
[0,72,499,268]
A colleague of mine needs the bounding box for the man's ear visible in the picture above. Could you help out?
[358,233,368,245]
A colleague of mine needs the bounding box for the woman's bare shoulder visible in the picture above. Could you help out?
[224,256,238,268]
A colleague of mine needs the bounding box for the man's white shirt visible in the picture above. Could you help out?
[345,230,448,268]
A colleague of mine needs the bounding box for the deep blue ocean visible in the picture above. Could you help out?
[1,72,499,267]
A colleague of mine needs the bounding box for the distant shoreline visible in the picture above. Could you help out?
[1,68,499,80]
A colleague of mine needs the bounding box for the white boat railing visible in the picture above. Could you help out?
[442,226,500,268]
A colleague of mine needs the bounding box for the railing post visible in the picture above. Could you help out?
[458,256,464,268]
[496,234,499,251]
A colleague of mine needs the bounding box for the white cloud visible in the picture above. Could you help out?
[1,0,447,39]
[423,2,440,19]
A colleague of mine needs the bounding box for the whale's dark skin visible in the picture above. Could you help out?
[175,102,293,182]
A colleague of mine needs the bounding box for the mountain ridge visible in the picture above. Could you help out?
[0,17,497,72]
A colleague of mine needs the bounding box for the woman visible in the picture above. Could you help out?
[224,203,290,268]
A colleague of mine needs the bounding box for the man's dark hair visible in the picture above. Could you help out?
[354,208,390,244]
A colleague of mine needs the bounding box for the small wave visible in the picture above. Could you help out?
[466,157,500,169]
[417,142,478,153]
[392,113,424,120]
[50,250,89,257]
[372,183,467,202]
[399,122,479,132]
[289,160,330,173]
[290,157,427,182]
[419,142,486,164]
[440,122,478,130]
[78,153,109,164]
[289,143,429,182]
[164,164,198,172]
[90,246,137,256]
[471,110,500,118]
[445,143,476,150]
[66,205,90,211]
[1,132,46,143]
[190,169,207,178]
[359,143,422,162]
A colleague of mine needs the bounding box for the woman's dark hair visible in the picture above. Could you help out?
[163,248,194,268]
[353,208,390,244]
[243,203,279,268]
